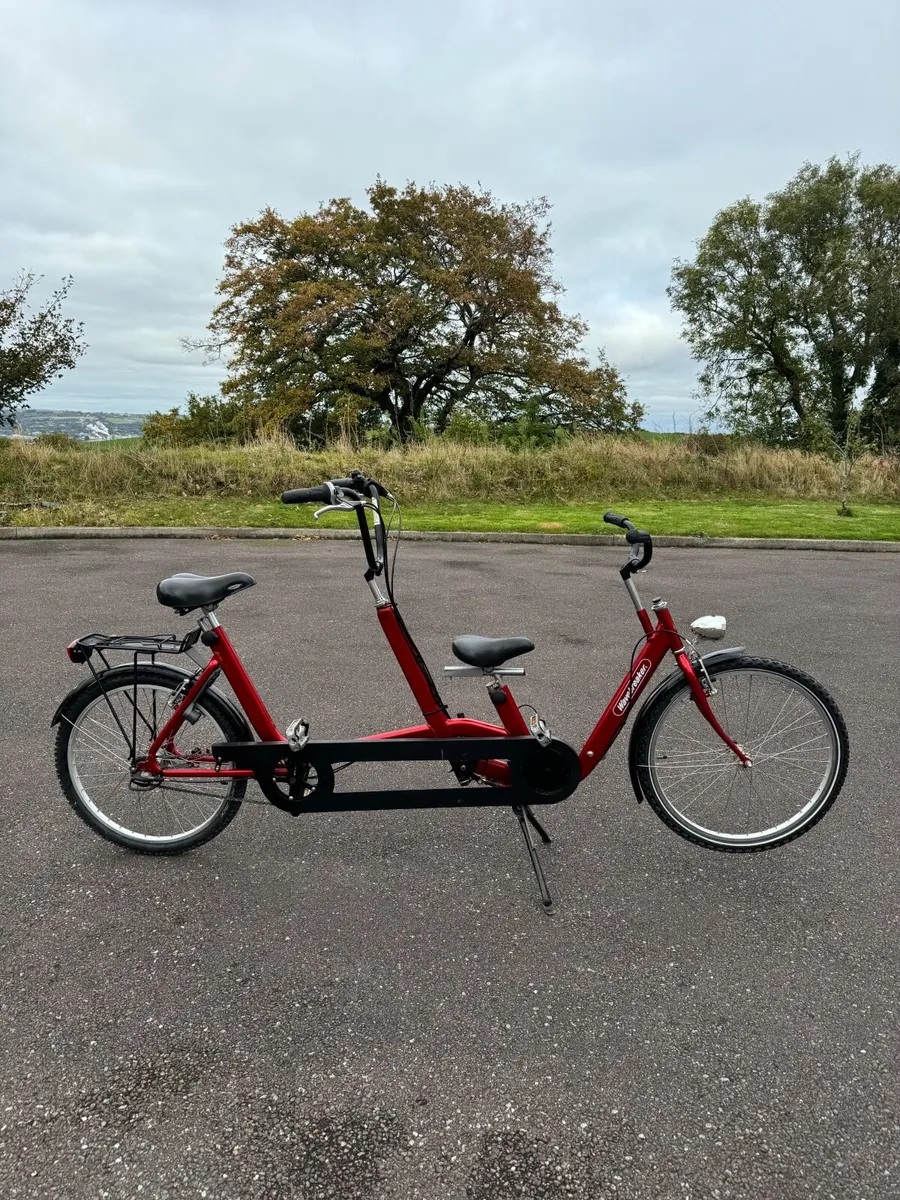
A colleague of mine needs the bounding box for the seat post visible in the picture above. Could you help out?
[198,608,220,632]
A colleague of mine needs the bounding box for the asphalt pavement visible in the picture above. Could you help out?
[0,537,897,1199]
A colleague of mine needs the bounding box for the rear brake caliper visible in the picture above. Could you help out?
[168,674,203,724]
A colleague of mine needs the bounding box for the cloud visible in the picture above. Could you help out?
[2,0,898,420]
[594,304,685,372]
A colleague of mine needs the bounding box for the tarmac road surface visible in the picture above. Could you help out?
[0,537,896,1199]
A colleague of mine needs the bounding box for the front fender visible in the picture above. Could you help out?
[627,646,746,803]
[51,662,254,743]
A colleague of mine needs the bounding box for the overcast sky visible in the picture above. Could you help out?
[2,0,898,428]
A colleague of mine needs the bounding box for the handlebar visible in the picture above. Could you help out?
[281,471,391,585]
[281,473,389,506]
[281,483,653,587]
[604,510,653,576]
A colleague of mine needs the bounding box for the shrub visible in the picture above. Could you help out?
[35,432,80,450]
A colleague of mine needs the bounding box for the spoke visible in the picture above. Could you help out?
[651,745,738,760]
[753,714,823,754]
[685,770,746,821]
[760,758,829,775]
[745,689,768,746]
[671,763,737,812]
[750,688,796,750]
[70,723,132,768]
[657,724,716,751]
[753,729,830,758]
[720,762,740,827]
[755,764,815,808]
[647,760,736,778]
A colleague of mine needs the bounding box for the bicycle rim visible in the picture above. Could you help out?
[645,666,841,848]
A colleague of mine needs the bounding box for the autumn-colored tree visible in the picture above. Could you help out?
[185,181,640,442]
[0,273,87,425]
[669,157,900,446]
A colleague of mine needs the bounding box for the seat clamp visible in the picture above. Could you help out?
[443,665,525,678]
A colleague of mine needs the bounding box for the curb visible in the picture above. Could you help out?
[2,525,899,551]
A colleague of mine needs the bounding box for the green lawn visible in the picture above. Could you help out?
[6,497,900,540]
[80,437,143,452]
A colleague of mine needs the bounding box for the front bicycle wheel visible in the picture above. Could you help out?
[631,657,848,852]
[55,664,246,854]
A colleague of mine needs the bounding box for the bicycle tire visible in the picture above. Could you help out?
[55,663,247,855]
[630,656,849,852]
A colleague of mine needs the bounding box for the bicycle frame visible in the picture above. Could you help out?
[138,581,749,787]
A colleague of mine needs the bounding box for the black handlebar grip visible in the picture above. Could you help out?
[603,511,630,529]
[281,484,332,504]
[333,473,389,498]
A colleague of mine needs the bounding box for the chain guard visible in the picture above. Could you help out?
[517,738,582,803]
[254,756,336,816]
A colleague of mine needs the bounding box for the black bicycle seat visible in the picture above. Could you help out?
[156,572,256,613]
[452,635,535,669]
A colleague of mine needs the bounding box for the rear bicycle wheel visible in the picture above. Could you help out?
[55,664,246,854]
[631,657,848,852]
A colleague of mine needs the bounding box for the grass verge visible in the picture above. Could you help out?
[2,435,900,505]
[5,497,900,540]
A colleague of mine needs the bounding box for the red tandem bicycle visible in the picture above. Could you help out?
[54,471,849,912]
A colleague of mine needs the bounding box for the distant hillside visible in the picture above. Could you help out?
[0,410,148,441]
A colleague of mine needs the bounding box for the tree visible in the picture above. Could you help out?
[0,273,87,425]
[668,156,900,446]
[186,181,641,442]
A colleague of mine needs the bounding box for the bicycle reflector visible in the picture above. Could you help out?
[67,639,89,663]
[691,615,727,640]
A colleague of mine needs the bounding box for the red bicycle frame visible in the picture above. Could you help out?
[140,590,748,784]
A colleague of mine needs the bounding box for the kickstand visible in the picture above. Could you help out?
[513,805,555,915]
[523,804,552,845]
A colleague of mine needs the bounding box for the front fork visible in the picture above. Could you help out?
[648,597,752,768]
[676,650,752,766]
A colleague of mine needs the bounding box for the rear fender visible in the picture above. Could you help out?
[627,646,746,803]
[51,662,254,742]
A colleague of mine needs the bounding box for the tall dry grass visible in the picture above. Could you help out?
[1,435,899,504]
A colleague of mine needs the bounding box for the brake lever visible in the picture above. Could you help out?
[313,502,359,519]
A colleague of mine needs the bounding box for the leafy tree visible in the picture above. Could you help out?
[669,157,900,446]
[185,181,641,442]
[143,392,251,444]
[0,273,87,425]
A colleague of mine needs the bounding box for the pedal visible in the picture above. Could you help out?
[529,713,552,748]
[285,718,310,751]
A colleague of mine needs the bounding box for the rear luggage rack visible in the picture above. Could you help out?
[67,629,201,663]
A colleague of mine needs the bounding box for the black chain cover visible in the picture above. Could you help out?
[516,738,582,803]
